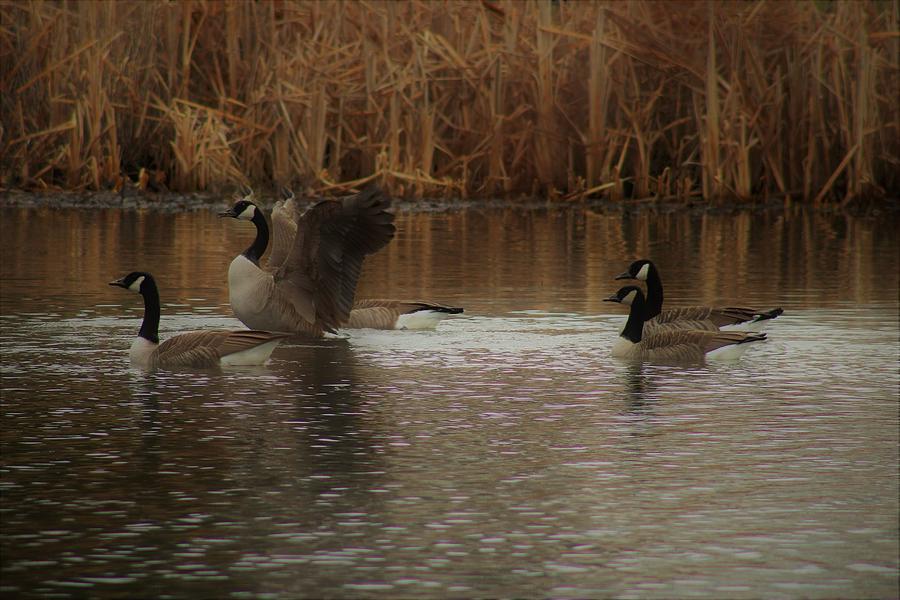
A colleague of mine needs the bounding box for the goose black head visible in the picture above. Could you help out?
[218,199,258,221]
[110,271,153,294]
[615,259,654,282]
[604,285,644,306]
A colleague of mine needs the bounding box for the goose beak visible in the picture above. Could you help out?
[603,294,621,303]
[109,277,127,288]
[217,207,238,218]
[614,271,633,280]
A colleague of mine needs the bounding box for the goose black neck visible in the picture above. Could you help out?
[644,264,663,320]
[621,291,647,344]
[138,277,161,344]
[243,210,269,265]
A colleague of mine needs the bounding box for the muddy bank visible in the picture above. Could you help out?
[0,189,529,212]
[1,189,896,216]
[0,190,224,212]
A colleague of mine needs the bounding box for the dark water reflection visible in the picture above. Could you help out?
[1,204,898,598]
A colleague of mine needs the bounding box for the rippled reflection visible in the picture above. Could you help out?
[1,205,897,598]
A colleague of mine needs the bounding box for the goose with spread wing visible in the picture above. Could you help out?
[110,272,288,368]
[615,259,783,333]
[218,186,397,337]
[604,285,767,362]
[223,187,462,333]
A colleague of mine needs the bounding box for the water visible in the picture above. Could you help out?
[1,204,898,598]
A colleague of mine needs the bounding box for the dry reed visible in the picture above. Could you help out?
[1,0,897,202]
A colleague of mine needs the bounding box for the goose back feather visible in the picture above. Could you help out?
[347,299,464,330]
[654,305,784,330]
[150,329,287,369]
[642,317,720,335]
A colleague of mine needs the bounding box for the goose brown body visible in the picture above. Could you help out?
[142,329,288,369]
[612,327,766,362]
[110,272,287,369]
[605,286,767,363]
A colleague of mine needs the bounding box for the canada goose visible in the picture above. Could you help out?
[615,259,783,332]
[218,186,397,336]
[604,285,767,362]
[110,272,288,368]
[345,299,464,330]
[223,186,462,332]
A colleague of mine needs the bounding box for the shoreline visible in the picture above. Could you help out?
[1,190,897,216]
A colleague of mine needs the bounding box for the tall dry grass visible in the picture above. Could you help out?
[1,0,897,202]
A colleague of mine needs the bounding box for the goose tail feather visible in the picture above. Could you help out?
[753,307,784,322]
[426,306,464,315]
[736,332,767,343]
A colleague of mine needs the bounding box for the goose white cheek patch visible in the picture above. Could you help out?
[238,205,256,220]
[636,263,650,281]
[128,276,145,292]
[622,289,638,305]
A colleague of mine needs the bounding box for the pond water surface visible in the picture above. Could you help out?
[1,203,898,599]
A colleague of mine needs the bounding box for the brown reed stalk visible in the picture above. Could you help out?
[703,2,721,200]
[533,0,559,191]
[0,0,896,201]
[586,9,610,189]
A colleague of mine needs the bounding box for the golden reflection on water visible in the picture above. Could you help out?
[0,206,896,316]
[0,204,897,599]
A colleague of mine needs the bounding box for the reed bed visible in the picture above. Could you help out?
[1,0,897,202]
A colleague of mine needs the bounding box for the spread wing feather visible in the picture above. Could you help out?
[274,186,396,333]
[266,187,300,272]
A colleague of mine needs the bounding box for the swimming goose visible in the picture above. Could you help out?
[226,186,463,331]
[604,285,767,362]
[345,299,464,330]
[110,272,288,368]
[615,259,783,332]
[218,186,397,336]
